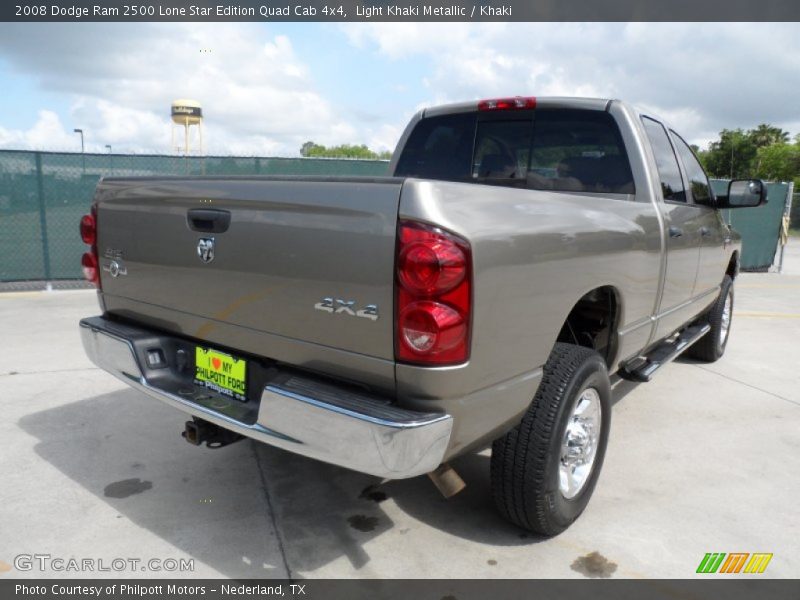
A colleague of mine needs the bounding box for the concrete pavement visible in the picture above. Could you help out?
[1,243,799,579]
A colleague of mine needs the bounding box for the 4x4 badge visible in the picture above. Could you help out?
[314,297,379,321]
[197,238,215,263]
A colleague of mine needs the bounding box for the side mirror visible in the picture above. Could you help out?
[716,179,768,209]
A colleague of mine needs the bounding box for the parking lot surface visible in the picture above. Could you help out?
[2,243,799,579]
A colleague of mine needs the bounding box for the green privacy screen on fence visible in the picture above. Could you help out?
[0,150,390,281]
[710,179,790,272]
[0,150,790,281]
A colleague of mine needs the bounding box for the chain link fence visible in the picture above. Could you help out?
[0,149,389,282]
[2,150,792,282]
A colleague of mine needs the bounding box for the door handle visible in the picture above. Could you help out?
[700,226,712,237]
[187,209,231,233]
[668,226,683,238]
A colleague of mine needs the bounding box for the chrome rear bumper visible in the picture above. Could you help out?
[80,316,452,479]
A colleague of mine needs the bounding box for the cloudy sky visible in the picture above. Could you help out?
[0,22,798,156]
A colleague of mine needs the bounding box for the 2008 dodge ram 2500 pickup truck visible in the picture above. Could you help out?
[79,96,766,535]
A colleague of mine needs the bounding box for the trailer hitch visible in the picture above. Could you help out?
[182,418,244,449]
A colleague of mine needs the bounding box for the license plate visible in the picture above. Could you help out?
[194,346,247,402]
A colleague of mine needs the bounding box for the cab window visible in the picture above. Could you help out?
[395,108,635,195]
[526,109,635,194]
[642,117,686,202]
[671,132,712,206]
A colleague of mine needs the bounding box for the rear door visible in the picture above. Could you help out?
[641,117,703,338]
[670,131,728,296]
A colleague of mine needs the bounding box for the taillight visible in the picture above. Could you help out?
[80,214,96,245]
[81,252,99,285]
[79,204,100,288]
[398,238,466,295]
[478,96,536,111]
[395,220,471,365]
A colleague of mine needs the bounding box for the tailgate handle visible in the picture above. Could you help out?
[187,209,231,233]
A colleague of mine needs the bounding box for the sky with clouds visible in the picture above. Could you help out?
[0,22,798,156]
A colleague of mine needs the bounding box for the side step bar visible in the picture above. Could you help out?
[619,323,711,382]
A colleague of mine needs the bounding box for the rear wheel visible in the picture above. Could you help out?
[688,275,733,362]
[490,343,611,536]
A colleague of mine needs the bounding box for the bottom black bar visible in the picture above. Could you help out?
[3,580,800,600]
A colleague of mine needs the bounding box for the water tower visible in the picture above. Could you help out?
[171,99,203,155]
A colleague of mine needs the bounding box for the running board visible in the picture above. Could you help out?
[618,323,711,382]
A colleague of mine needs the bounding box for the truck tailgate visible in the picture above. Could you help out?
[95,176,402,373]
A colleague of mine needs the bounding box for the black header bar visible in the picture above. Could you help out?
[4,0,800,22]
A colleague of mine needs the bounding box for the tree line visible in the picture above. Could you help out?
[696,124,799,185]
[300,141,391,160]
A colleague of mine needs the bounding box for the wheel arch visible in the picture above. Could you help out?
[555,285,622,369]
[726,250,740,280]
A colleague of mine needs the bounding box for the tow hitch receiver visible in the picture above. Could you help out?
[182,418,244,449]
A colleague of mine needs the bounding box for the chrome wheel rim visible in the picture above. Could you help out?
[559,387,602,499]
[720,290,732,344]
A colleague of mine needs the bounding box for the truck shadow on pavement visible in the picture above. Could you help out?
[254,443,541,574]
[18,389,296,578]
[265,376,643,573]
[20,379,643,576]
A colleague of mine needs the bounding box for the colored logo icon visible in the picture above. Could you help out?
[696,553,773,574]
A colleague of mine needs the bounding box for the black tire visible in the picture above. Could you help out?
[490,343,611,536]
[687,275,733,362]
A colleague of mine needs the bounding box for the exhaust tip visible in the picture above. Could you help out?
[427,463,466,498]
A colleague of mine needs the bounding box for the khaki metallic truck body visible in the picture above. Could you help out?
[80,97,749,482]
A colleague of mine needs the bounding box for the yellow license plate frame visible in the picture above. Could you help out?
[194,346,247,402]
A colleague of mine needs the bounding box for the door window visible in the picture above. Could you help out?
[671,132,712,205]
[642,117,686,202]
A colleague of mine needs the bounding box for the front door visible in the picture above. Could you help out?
[671,131,729,298]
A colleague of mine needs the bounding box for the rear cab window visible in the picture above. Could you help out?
[394,113,476,182]
[395,108,635,195]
